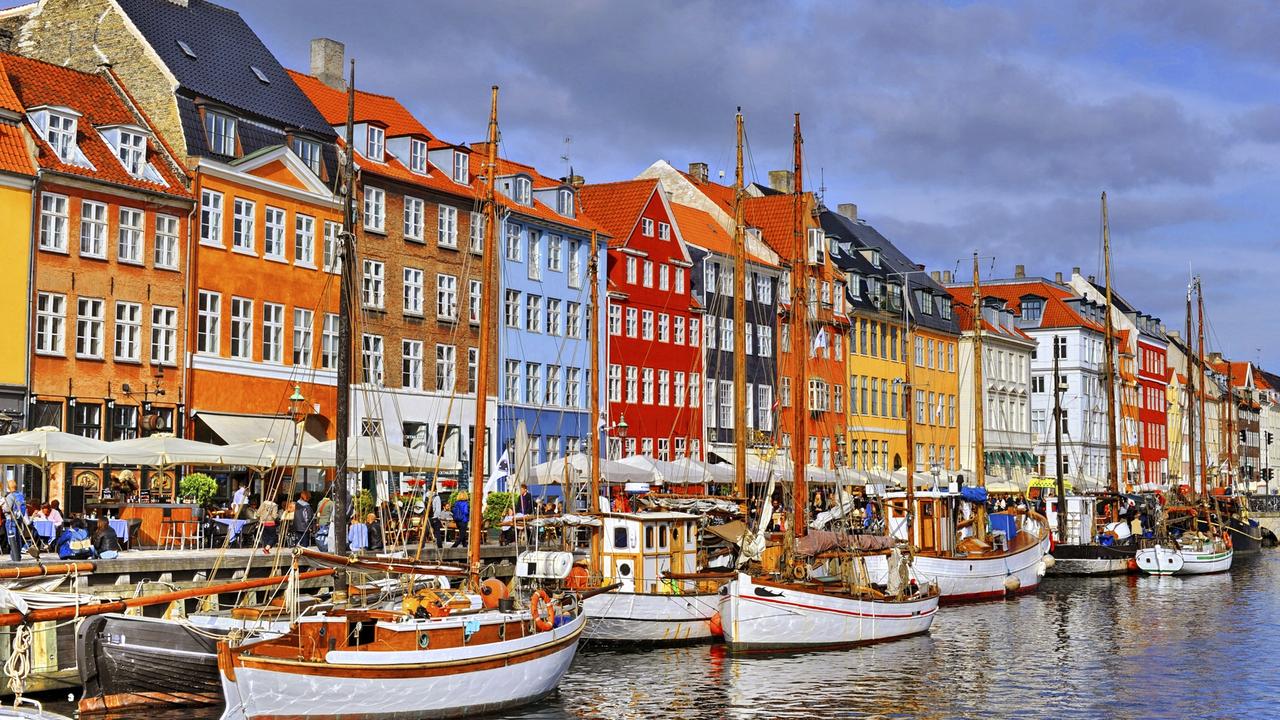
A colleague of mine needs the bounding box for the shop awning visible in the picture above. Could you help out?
[194,411,324,446]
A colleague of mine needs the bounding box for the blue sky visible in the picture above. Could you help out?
[15,0,1280,364]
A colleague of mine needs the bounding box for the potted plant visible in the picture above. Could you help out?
[482,491,514,544]
[179,472,218,508]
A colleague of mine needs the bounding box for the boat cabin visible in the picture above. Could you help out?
[883,491,959,555]
[599,512,700,594]
[1044,494,1099,545]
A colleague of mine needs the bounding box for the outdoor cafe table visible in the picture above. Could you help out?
[215,518,248,543]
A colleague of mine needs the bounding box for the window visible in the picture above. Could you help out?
[658,369,670,405]
[745,323,753,355]
[556,188,574,216]
[114,207,144,263]
[436,204,457,246]
[626,308,639,338]
[408,139,428,174]
[504,363,519,401]
[690,318,700,347]
[566,367,582,408]
[110,404,138,441]
[719,380,734,428]
[321,313,339,369]
[362,260,385,308]
[366,125,385,161]
[292,308,313,367]
[525,362,542,402]
[642,310,655,340]
[546,365,562,405]
[155,214,179,269]
[643,368,655,404]
[452,151,469,183]
[261,302,284,363]
[608,364,622,402]
[547,298,562,336]
[230,297,253,359]
[434,344,456,391]
[548,235,563,271]
[807,227,825,264]
[363,187,385,231]
[674,316,686,345]
[73,403,102,440]
[643,261,654,288]
[626,256,638,284]
[528,230,542,280]
[467,347,479,393]
[35,292,65,355]
[1032,375,1046,393]
[197,291,220,354]
[915,389,925,424]
[722,266,734,296]
[659,264,670,291]
[526,295,543,333]
[288,214,316,267]
[362,334,385,385]
[292,136,322,174]
[263,206,286,260]
[505,222,522,260]
[609,305,622,335]
[205,110,237,156]
[568,240,583,288]
[117,130,147,177]
[232,198,255,253]
[323,221,341,273]
[399,267,424,315]
[674,371,686,408]
[658,313,669,343]
[470,212,485,253]
[399,196,423,241]
[75,297,104,358]
[39,193,69,251]
[705,316,716,349]
[759,325,773,358]
[402,340,423,389]
[505,291,521,328]
[705,379,717,425]
[200,190,223,246]
[79,200,107,258]
[436,273,458,320]
[721,317,733,349]
[1054,336,1068,359]
[658,221,671,240]
[113,301,141,361]
[689,373,700,408]
[641,218,655,236]
[469,280,482,324]
[513,176,532,205]
[44,111,77,161]
[626,366,639,403]
[1022,298,1044,322]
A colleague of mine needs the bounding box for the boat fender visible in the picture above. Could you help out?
[1042,554,1056,570]
[1126,557,1138,572]
[790,564,808,582]
[1003,575,1021,593]
[531,589,555,632]
[708,611,724,637]
[1036,560,1047,578]
[1222,530,1231,550]
[480,578,509,609]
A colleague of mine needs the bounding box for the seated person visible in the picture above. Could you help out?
[46,500,63,526]
[92,518,122,559]
[54,520,94,560]
[31,504,50,522]
[365,512,384,552]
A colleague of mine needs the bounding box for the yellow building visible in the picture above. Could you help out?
[847,313,909,472]
[912,325,961,476]
[0,75,36,430]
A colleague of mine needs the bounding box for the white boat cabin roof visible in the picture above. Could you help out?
[601,511,701,522]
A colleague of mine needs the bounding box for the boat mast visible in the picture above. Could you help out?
[1053,334,1066,542]
[732,110,748,500]
[333,59,357,572]
[1195,279,1211,515]
[790,113,808,539]
[970,252,987,536]
[903,272,916,551]
[468,86,500,587]
[1101,192,1120,518]
[588,227,601,568]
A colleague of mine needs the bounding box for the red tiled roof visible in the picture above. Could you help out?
[678,170,737,215]
[979,280,1107,334]
[0,122,34,177]
[1,53,187,195]
[288,70,432,139]
[0,65,21,115]
[464,146,606,235]
[577,179,656,247]
[947,291,1033,341]
[669,202,776,267]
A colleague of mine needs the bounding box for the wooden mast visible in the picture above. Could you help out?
[333,58,356,572]
[1195,278,1211,511]
[790,113,807,539]
[1053,334,1066,542]
[588,228,602,569]
[1101,192,1120,518]
[468,86,500,587]
[1185,281,1200,498]
[732,109,748,499]
[970,251,987,539]
[902,273,916,552]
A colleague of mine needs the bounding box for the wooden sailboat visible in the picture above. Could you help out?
[717,113,940,650]
[216,81,586,720]
[867,251,1051,599]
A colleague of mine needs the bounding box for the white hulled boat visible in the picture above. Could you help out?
[1136,534,1232,576]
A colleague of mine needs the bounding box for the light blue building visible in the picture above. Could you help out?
[493,161,607,491]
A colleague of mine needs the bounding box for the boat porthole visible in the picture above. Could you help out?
[619,562,632,577]
[418,633,430,649]
[318,625,326,637]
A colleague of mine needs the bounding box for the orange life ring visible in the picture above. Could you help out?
[1222,530,1232,550]
[565,564,590,590]
[531,588,555,632]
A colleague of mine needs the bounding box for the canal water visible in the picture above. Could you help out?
[46,552,1279,719]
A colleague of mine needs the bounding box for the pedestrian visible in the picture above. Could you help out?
[428,490,445,549]
[293,490,314,548]
[92,517,122,559]
[451,491,470,548]
[516,484,536,545]
[365,512,384,552]
[3,479,27,562]
[314,490,334,551]
[231,481,249,515]
[257,494,280,552]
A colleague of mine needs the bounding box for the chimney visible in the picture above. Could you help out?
[561,174,585,188]
[1055,271,1064,284]
[687,162,709,183]
[942,270,953,284]
[311,38,346,90]
[1072,266,1081,277]
[930,271,941,283]
[1014,264,1025,278]
[837,203,858,220]
[768,170,794,194]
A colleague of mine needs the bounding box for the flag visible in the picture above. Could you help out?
[810,327,828,357]
[487,448,510,496]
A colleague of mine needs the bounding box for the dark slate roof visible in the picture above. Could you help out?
[820,208,958,336]
[115,0,335,138]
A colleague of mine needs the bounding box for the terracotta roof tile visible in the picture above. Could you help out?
[577,179,657,247]
[288,70,432,139]
[979,280,1107,334]
[677,170,737,215]
[0,63,21,115]
[1,53,187,195]
[947,292,1033,341]
[669,202,776,267]
[0,122,34,177]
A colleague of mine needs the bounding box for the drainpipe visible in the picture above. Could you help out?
[180,170,199,439]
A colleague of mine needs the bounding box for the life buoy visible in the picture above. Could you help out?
[1222,530,1232,550]
[531,589,555,631]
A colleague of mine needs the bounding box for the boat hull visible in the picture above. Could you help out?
[863,529,1050,602]
[1046,542,1135,576]
[1135,544,1233,575]
[218,613,586,720]
[1226,518,1263,554]
[717,573,937,651]
[582,591,720,643]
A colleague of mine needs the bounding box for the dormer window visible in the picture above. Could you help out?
[807,228,825,265]
[557,188,574,217]
[45,111,77,162]
[116,130,147,176]
[452,151,468,183]
[939,297,952,320]
[366,125,385,162]
[888,283,902,310]
[859,247,881,268]
[205,110,237,156]
[1022,297,1044,322]
[513,176,532,206]
[291,137,322,175]
[409,139,428,174]
[916,289,933,315]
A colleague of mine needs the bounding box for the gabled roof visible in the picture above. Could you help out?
[976,279,1106,334]
[465,145,606,235]
[677,169,737,215]
[0,122,34,177]
[1,53,185,194]
[577,179,658,246]
[948,292,1033,342]
[743,193,813,261]
[115,0,334,137]
[0,65,21,115]
[668,202,777,267]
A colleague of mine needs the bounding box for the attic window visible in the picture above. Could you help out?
[177,40,197,59]
[117,130,147,177]
[1022,298,1044,322]
[451,151,468,183]
[513,176,532,206]
[557,189,574,218]
[409,139,428,174]
[250,66,270,84]
[44,111,77,162]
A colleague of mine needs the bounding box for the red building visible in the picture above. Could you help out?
[578,179,703,462]
[1135,322,1170,486]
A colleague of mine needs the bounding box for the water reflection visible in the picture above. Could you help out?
[47,555,1280,720]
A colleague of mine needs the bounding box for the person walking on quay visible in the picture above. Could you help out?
[3,479,27,562]
[429,490,445,549]
[293,490,314,548]
[315,491,334,551]
[451,491,471,548]
[257,494,280,552]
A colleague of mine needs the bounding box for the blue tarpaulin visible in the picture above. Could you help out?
[960,486,988,504]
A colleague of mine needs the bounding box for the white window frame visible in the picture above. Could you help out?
[35,292,66,355]
[197,290,220,354]
[402,339,424,390]
[436,203,457,247]
[205,110,237,156]
[263,206,286,260]
[76,297,105,359]
[200,190,223,247]
[79,199,107,259]
[366,125,385,161]
[44,111,77,161]
[117,130,147,177]
[294,214,315,267]
[403,267,425,316]
[39,192,69,252]
[232,198,256,253]
[362,333,385,385]
[113,301,142,362]
[261,302,284,363]
[363,186,385,232]
[469,279,482,324]
[452,151,469,183]
[151,305,177,366]
[362,260,385,309]
[321,313,339,369]
[154,213,180,269]
[436,273,458,320]
[409,139,428,174]
[230,297,253,360]
[292,308,313,367]
[117,207,144,264]
[402,196,425,242]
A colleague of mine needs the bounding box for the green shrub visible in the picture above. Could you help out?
[354,489,376,519]
[179,472,218,507]
[481,491,514,529]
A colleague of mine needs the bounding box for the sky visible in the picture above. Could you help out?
[17,0,1280,365]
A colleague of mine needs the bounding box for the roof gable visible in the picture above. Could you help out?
[233,145,332,197]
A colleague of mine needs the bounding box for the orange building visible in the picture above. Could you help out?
[1,54,192,503]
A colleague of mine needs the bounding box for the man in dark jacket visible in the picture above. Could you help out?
[515,485,537,545]
[293,490,314,548]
